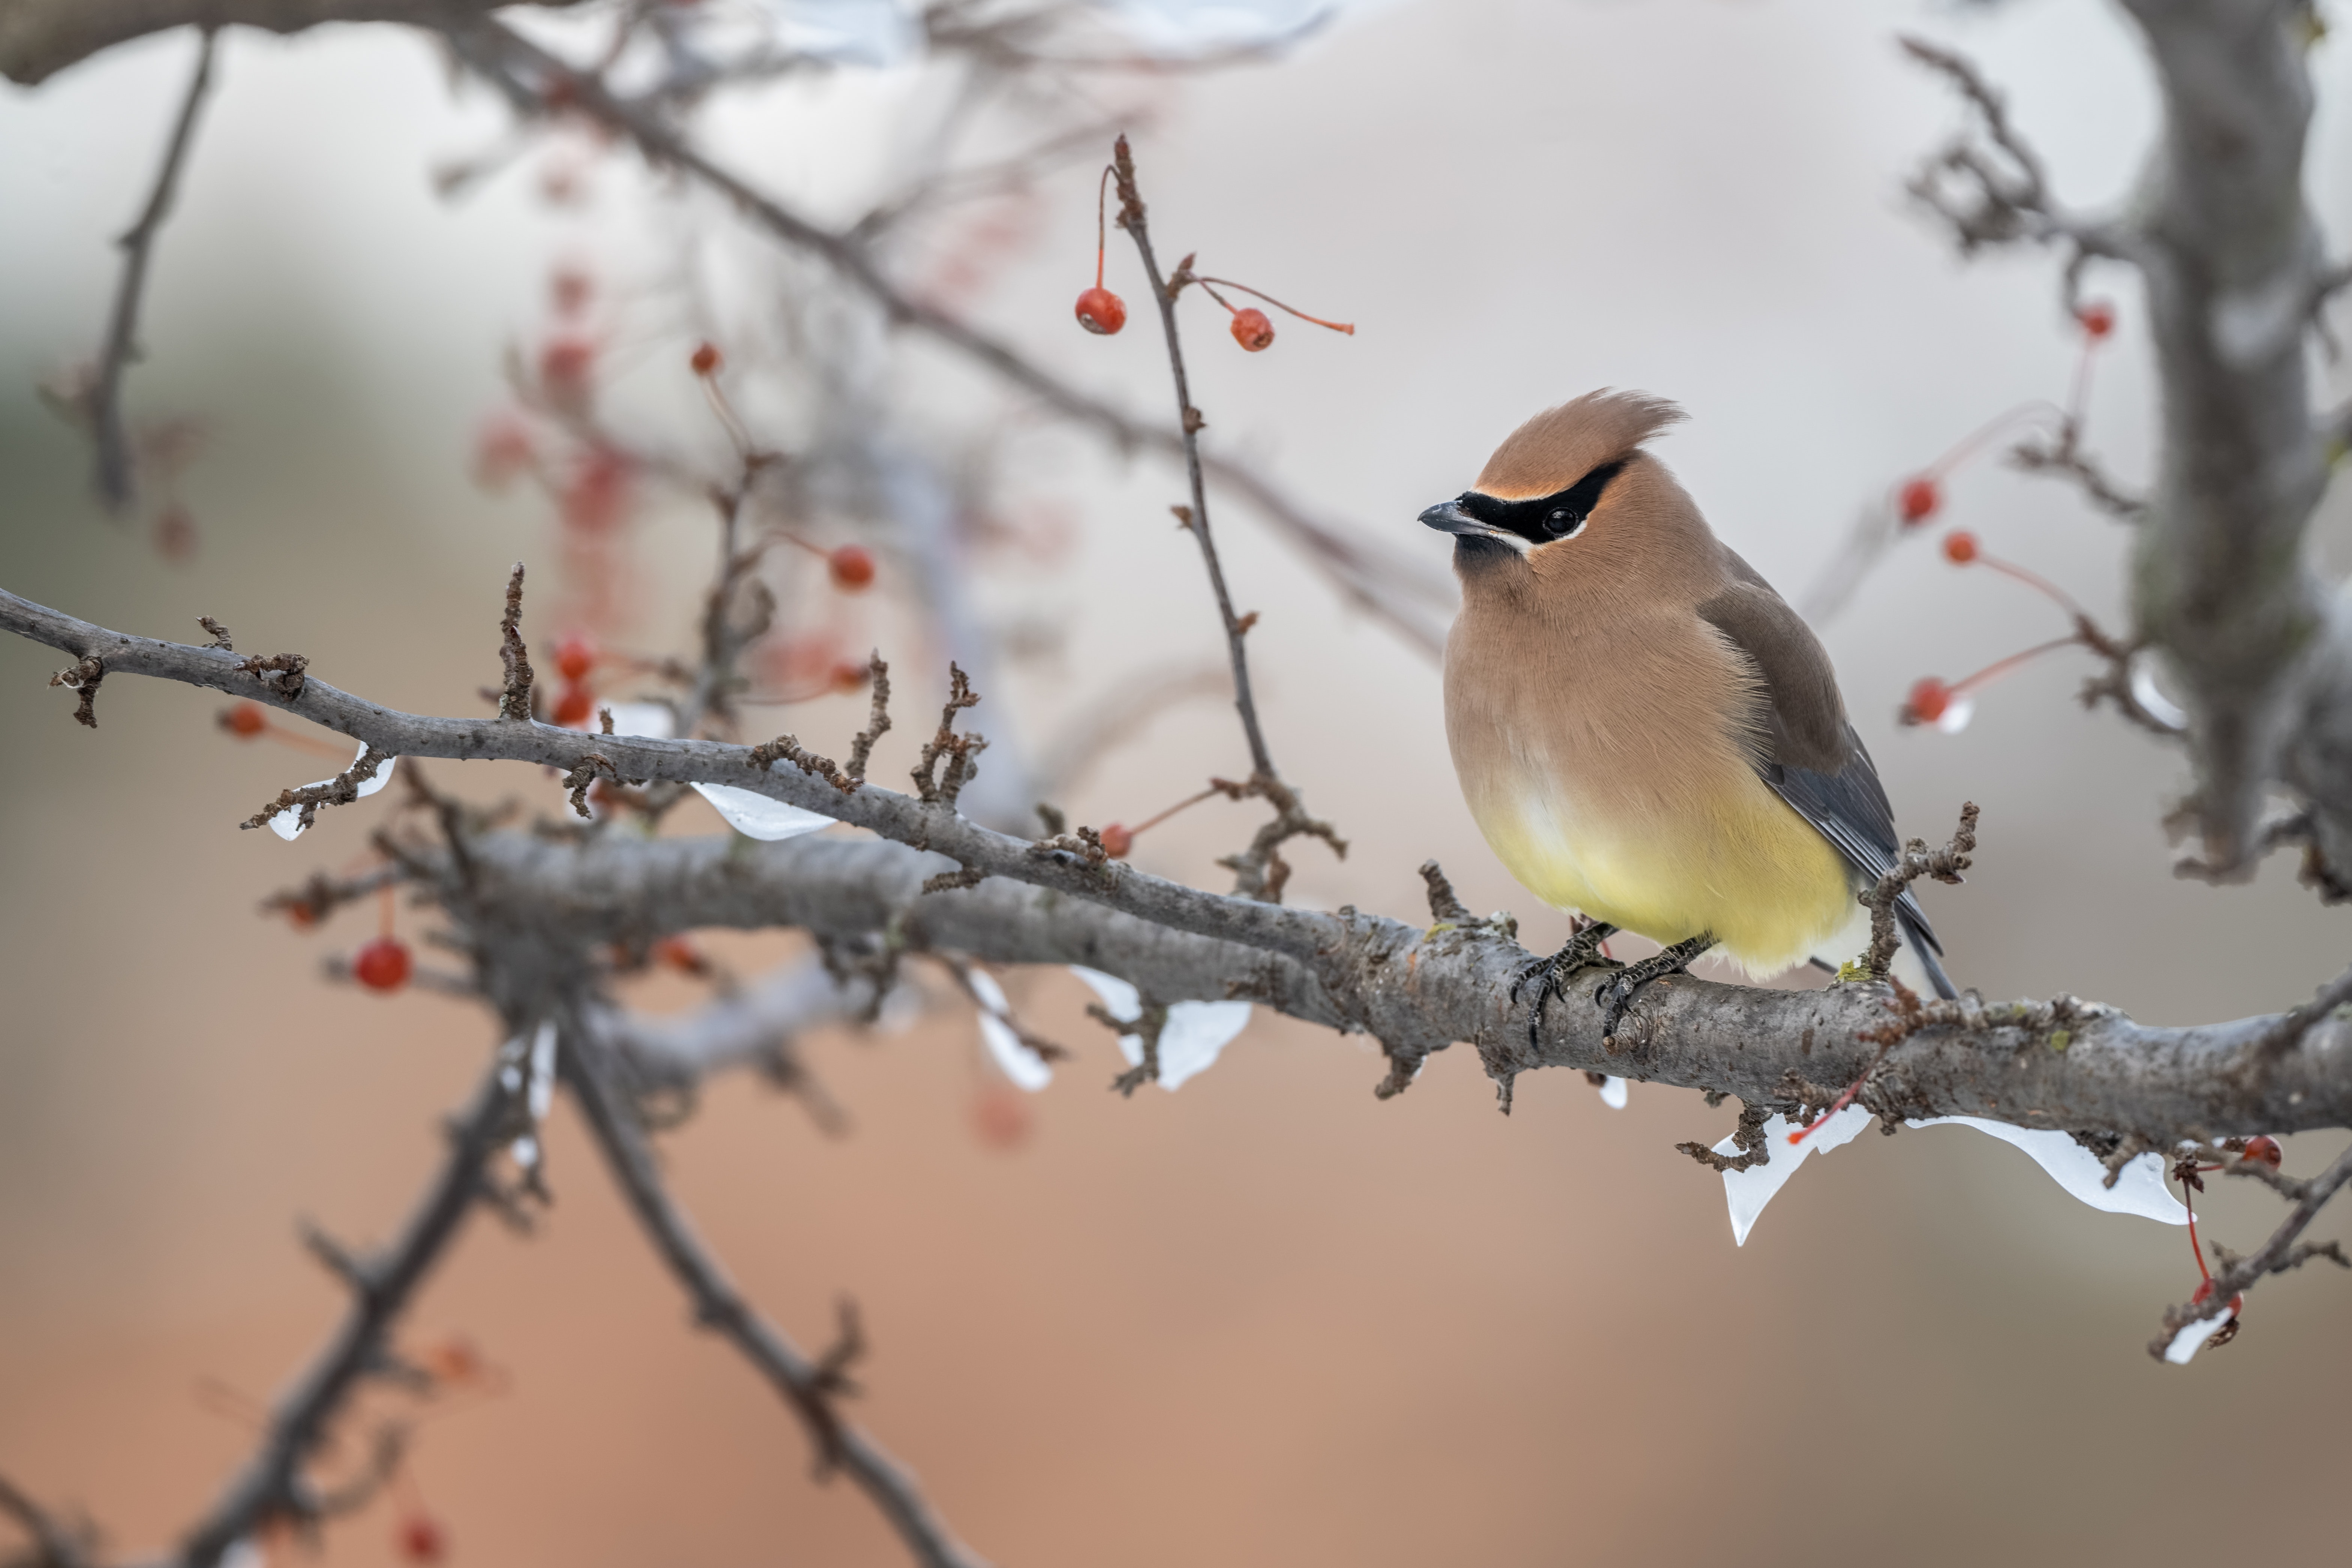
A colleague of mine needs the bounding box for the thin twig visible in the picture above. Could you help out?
[2150,1138,2352,1358]
[1861,802,1978,979]
[1110,135,1275,782]
[0,1471,89,1568]
[91,27,219,512]
[2255,957,2352,1059]
[497,562,534,721]
[561,1029,994,1568]
[436,17,1450,656]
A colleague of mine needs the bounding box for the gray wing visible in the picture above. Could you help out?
[1697,571,1955,999]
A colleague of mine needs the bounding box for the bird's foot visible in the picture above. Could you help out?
[1592,933,1716,1041]
[1511,922,1619,1050]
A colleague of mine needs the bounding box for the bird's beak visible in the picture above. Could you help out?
[1419,497,1509,541]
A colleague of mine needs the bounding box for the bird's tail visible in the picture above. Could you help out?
[1896,907,1957,1000]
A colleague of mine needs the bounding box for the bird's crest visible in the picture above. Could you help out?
[1474,389,1685,500]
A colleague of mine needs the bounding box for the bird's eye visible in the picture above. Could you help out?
[1545,508,1579,538]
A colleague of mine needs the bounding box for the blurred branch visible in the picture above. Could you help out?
[561,1027,993,1568]
[0,1473,89,1568]
[87,25,216,512]
[1903,18,2352,893]
[172,1056,516,1568]
[0,0,586,85]
[436,14,1452,657]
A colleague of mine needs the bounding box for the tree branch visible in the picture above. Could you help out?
[433,13,1451,657]
[172,1055,515,1568]
[0,0,584,87]
[84,24,216,512]
[561,1024,993,1568]
[13,582,2352,1147]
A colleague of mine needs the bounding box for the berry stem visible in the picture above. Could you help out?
[1194,276,1355,335]
[379,883,396,941]
[1974,552,2090,620]
[1125,785,1223,842]
[1095,164,1114,291]
[1919,399,2065,481]
[1948,634,2083,699]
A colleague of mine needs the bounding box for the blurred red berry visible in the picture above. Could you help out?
[1075,286,1127,335]
[1099,823,1133,859]
[286,902,318,931]
[153,503,198,564]
[551,265,593,318]
[653,935,708,976]
[539,334,597,413]
[2077,300,2116,340]
[2241,1134,2283,1169]
[828,544,876,591]
[1943,530,1979,565]
[830,660,869,696]
[395,1512,446,1563]
[1898,476,1940,525]
[1906,677,1952,725]
[1230,307,1275,352]
[422,1336,485,1386]
[559,445,633,534]
[222,702,268,739]
[690,341,722,376]
[354,937,412,993]
[971,1081,1032,1150]
[472,413,536,492]
[554,635,596,684]
[552,683,595,728]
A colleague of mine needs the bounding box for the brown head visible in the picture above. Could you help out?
[1419,389,1724,610]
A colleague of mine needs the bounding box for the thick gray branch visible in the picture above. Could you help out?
[10,583,2352,1144]
[2110,2,2345,875]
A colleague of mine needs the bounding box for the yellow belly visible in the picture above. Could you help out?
[1471,771,1857,979]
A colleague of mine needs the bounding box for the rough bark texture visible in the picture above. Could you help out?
[2114,0,2347,876]
[10,584,2352,1148]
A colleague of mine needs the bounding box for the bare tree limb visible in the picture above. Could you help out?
[560,1025,993,1568]
[2151,1137,2352,1358]
[82,24,216,511]
[0,0,585,87]
[14,582,2352,1146]
[172,1056,516,1568]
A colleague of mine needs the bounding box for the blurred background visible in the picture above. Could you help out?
[5,1,2352,1564]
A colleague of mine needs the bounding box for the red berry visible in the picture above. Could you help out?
[539,335,597,409]
[1099,823,1133,859]
[2077,300,2116,340]
[472,414,536,492]
[1898,476,1940,525]
[652,935,707,975]
[553,683,595,728]
[554,634,596,683]
[829,660,869,696]
[1943,530,1980,565]
[971,1081,1032,1150]
[828,544,876,592]
[223,702,268,739]
[1906,677,1951,725]
[690,341,722,376]
[2241,1134,2283,1169]
[354,937,412,993]
[551,265,592,318]
[1230,307,1275,352]
[1075,287,1127,335]
[395,1512,446,1563]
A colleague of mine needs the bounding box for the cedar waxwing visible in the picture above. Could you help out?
[1421,390,1955,1039]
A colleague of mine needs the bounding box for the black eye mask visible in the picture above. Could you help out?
[1454,460,1628,544]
